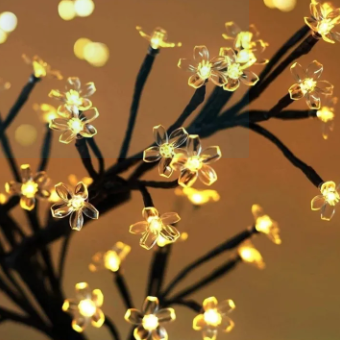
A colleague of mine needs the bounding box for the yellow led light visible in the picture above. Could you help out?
[74,0,95,17]
[74,37,92,60]
[136,26,181,49]
[84,42,110,67]
[0,193,7,204]
[33,103,58,123]
[0,12,17,33]
[204,309,222,326]
[58,0,76,21]
[103,251,121,272]
[317,106,335,123]
[142,314,159,331]
[175,187,220,206]
[238,241,265,269]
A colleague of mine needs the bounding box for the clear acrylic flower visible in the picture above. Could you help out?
[237,241,265,269]
[129,207,181,250]
[22,54,63,80]
[48,77,96,115]
[125,296,176,340]
[62,282,105,333]
[89,242,131,272]
[316,95,337,139]
[311,180,340,221]
[222,22,269,65]
[49,107,99,144]
[5,164,50,211]
[219,47,259,92]
[136,26,182,49]
[33,103,58,123]
[252,204,281,244]
[193,297,235,340]
[175,187,220,206]
[170,135,221,187]
[51,181,99,231]
[143,125,188,178]
[304,1,340,43]
[289,60,333,109]
[178,45,228,89]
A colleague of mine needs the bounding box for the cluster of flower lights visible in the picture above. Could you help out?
[2,1,340,339]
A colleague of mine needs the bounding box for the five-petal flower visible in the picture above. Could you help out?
[136,26,182,49]
[304,1,340,43]
[129,207,181,250]
[125,296,176,340]
[316,95,337,139]
[51,181,99,231]
[62,282,105,333]
[171,135,221,187]
[143,125,188,178]
[49,107,99,144]
[289,60,333,109]
[22,54,63,80]
[5,164,50,211]
[178,46,228,88]
[193,297,235,340]
[311,180,340,220]
[222,22,269,65]
[49,77,96,115]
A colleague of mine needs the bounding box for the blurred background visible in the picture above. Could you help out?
[0,0,340,339]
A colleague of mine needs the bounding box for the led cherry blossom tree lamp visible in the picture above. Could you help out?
[0,1,339,340]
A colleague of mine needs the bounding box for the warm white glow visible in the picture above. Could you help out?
[273,0,296,12]
[21,181,38,198]
[84,42,110,67]
[74,38,92,60]
[317,106,335,123]
[58,0,76,21]
[142,314,159,331]
[186,156,202,171]
[0,29,7,44]
[68,118,83,134]
[300,78,316,94]
[71,195,85,209]
[66,90,83,106]
[78,299,96,317]
[104,251,120,272]
[0,12,18,33]
[148,218,163,233]
[263,0,276,9]
[74,0,95,17]
[198,61,212,80]
[204,309,222,326]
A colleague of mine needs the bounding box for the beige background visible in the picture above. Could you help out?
[1,0,340,339]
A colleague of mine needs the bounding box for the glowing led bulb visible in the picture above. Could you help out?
[137,26,181,49]
[74,0,95,17]
[22,55,63,80]
[193,297,235,337]
[5,164,50,211]
[58,0,76,21]
[125,297,176,338]
[0,12,17,33]
[316,96,337,140]
[63,283,105,332]
[181,188,220,206]
[238,241,265,269]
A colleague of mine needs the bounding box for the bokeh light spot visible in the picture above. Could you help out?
[84,42,109,67]
[74,38,92,60]
[0,12,18,33]
[74,0,95,17]
[15,124,37,146]
[58,0,76,21]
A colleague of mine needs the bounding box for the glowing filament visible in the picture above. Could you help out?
[300,78,316,94]
[148,218,163,233]
[159,143,174,158]
[198,60,212,80]
[186,156,203,171]
[204,309,222,326]
[317,106,335,122]
[71,195,85,210]
[66,90,83,107]
[142,314,159,331]
[78,299,96,317]
[21,181,38,198]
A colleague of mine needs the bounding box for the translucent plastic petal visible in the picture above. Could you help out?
[224,21,241,39]
[153,125,168,146]
[311,195,326,211]
[82,202,99,220]
[193,314,206,330]
[306,92,321,110]
[177,58,196,72]
[199,164,217,186]
[143,296,159,314]
[79,98,92,111]
[304,16,317,31]
[159,225,180,242]
[75,282,91,299]
[251,204,265,219]
[158,158,173,178]
[315,80,334,95]
[223,78,240,92]
[220,315,235,333]
[80,124,97,138]
[72,316,88,333]
[187,135,202,156]
[5,181,21,195]
[130,221,148,235]
[170,153,187,171]
[179,169,198,187]
[155,308,176,323]
[59,130,77,144]
[143,207,159,220]
[210,57,228,71]
[92,289,104,307]
[20,164,32,183]
[51,202,73,218]
[125,308,143,325]
[49,118,68,131]
[55,182,72,201]
[203,297,218,311]
[241,70,259,86]
[210,70,228,87]
[48,89,65,101]
[143,146,161,163]
[82,82,96,97]
[152,326,168,340]
[290,62,306,83]
[219,47,237,63]
[310,2,323,20]
[134,325,150,340]
[188,74,205,89]
[218,299,236,315]
[57,105,72,118]
[194,45,210,62]
[20,196,36,211]
[91,309,105,328]
[62,299,78,312]
[289,84,304,101]
[33,172,48,186]
[321,203,336,221]
[168,128,188,147]
[70,210,84,231]
[75,182,88,199]
[306,60,323,80]
[201,147,221,164]
[140,231,158,250]
[202,327,218,340]
[160,212,181,225]
[81,107,99,123]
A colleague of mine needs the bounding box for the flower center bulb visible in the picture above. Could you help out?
[198,60,212,80]
[256,215,273,234]
[142,314,159,331]
[317,106,335,122]
[186,156,203,171]
[159,143,174,158]
[236,31,253,50]
[148,217,163,233]
[204,309,222,326]
[68,118,83,134]
[318,20,333,36]
[78,299,96,317]
[227,63,243,80]
[32,60,47,78]
[71,195,85,210]
[300,78,316,94]
[236,49,255,64]
[21,180,38,198]
[324,190,340,206]
[104,251,120,272]
[66,90,83,107]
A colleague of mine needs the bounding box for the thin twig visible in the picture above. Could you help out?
[75,138,98,179]
[58,232,72,282]
[37,124,53,172]
[113,270,134,309]
[86,138,105,177]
